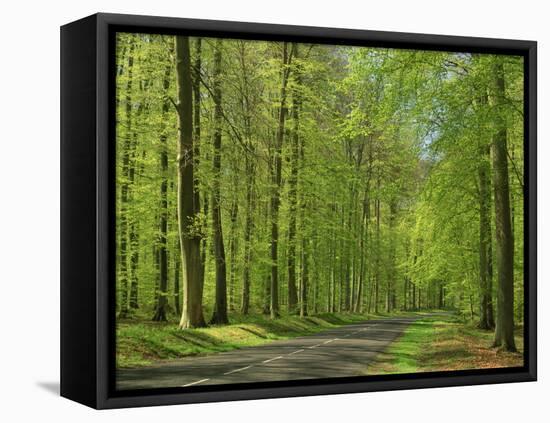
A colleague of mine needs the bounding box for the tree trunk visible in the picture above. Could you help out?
[478,141,494,329]
[403,277,408,311]
[118,42,134,319]
[237,43,255,316]
[128,225,139,310]
[330,209,337,312]
[128,136,142,311]
[338,205,345,312]
[491,58,516,351]
[355,193,368,312]
[228,200,238,312]
[487,234,496,328]
[192,38,206,284]
[174,238,181,316]
[210,39,229,325]
[241,157,254,315]
[127,107,145,311]
[344,201,352,312]
[287,46,300,314]
[300,237,309,317]
[176,36,206,329]
[328,236,334,312]
[152,65,172,322]
[313,244,319,315]
[270,42,292,319]
[263,274,271,315]
[374,176,381,314]
[286,161,299,314]
[386,200,397,313]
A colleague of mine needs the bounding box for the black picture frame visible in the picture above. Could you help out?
[60,12,537,409]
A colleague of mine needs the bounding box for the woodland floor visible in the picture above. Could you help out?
[366,315,524,375]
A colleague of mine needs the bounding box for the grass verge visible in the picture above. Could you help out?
[366,314,524,375]
[117,311,405,368]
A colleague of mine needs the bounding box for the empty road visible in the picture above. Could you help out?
[117,315,420,390]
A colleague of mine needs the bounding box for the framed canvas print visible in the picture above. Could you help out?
[60,13,537,409]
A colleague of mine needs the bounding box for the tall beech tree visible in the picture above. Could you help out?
[491,57,516,351]
[175,35,206,329]
[269,42,293,319]
[210,39,229,325]
[287,43,300,314]
[236,41,257,315]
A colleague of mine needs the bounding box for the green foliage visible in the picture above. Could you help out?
[114,32,524,349]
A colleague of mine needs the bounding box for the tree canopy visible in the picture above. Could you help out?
[115,33,524,352]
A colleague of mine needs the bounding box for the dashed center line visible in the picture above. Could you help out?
[308,343,323,349]
[263,356,283,364]
[289,349,305,355]
[182,378,209,387]
[223,365,252,375]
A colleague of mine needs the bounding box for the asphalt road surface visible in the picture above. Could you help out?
[117,315,421,390]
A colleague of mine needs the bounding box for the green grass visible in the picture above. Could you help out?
[367,314,524,375]
[117,311,404,368]
[372,318,438,374]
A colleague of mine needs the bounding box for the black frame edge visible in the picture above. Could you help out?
[99,370,535,409]
[60,14,99,409]
[95,12,536,52]
[526,42,537,381]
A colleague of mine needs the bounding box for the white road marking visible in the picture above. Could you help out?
[223,365,252,375]
[289,349,305,355]
[263,356,283,364]
[308,343,323,349]
[323,338,337,344]
[182,378,210,387]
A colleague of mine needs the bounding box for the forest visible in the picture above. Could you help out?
[115,32,525,362]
